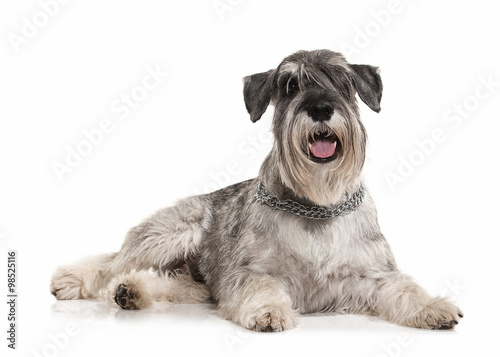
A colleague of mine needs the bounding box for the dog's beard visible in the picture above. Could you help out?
[274,104,366,206]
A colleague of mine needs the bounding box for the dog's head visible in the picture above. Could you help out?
[243,50,382,205]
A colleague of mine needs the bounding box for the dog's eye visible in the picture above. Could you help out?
[287,78,299,94]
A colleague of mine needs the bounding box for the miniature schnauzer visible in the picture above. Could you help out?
[51,49,463,332]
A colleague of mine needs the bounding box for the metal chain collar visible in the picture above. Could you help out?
[255,181,365,220]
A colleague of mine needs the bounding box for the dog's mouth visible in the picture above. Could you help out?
[305,130,341,163]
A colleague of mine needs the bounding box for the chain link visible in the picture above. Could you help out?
[255,181,365,220]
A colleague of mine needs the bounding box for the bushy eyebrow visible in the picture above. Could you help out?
[276,63,354,98]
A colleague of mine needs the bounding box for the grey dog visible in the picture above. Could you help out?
[51,49,463,332]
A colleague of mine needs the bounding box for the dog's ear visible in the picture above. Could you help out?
[350,64,383,113]
[243,69,274,123]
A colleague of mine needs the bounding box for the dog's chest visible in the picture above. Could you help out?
[274,214,377,277]
[269,214,383,312]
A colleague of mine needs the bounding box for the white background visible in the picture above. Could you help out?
[1,0,499,356]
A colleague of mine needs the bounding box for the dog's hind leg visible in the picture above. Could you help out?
[51,195,212,302]
[109,195,211,276]
[51,253,118,300]
[104,269,211,310]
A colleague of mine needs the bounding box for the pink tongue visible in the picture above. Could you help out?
[311,139,336,158]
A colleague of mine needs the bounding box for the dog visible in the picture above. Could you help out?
[51,49,463,332]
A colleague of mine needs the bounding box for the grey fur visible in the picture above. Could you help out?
[51,49,462,332]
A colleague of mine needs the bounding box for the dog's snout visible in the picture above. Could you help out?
[308,101,334,122]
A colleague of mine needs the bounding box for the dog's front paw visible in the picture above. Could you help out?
[413,298,463,330]
[243,304,298,332]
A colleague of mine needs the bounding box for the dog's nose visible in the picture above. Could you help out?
[308,101,334,122]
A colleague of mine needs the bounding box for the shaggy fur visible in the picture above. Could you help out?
[51,50,462,331]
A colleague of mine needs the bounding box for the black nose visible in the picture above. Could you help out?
[308,101,334,122]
